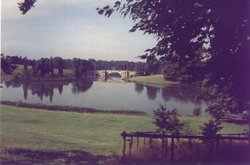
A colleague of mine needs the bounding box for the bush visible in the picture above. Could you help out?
[153,103,184,135]
[200,119,222,144]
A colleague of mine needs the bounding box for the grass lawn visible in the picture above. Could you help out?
[0,105,248,164]
[129,74,179,87]
[1,105,248,154]
[0,105,154,155]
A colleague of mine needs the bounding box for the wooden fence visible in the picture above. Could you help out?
[121,131,250,161]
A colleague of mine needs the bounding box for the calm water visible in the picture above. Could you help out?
[0,79,207,115]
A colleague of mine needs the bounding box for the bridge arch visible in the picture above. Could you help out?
[97,70,136,79]
[108,72,122,78]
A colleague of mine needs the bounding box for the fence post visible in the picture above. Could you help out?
[248,132,250,146]
[166,137,168,149]
[129,137,133,157]
[161,133,165,149]
[170,137,175,162]
[121,131,127,161]
[188,138,192,147]
[149,138,153,148]
[162,137,165,149]
[137,137,139,152]
[215,135,220,160]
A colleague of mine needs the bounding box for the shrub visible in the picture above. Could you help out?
[200,119,222,144]
[153,103,184,135]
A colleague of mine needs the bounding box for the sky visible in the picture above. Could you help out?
[1,0,157,61]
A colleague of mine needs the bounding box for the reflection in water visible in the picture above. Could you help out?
[23,83,28,100]
[4,79,93,102]
[133,83,206,115]
[161,85,204,104]
[108,73,121,81]
[193,106,201,116]
[58,85,63,94]
[134,83,144,94]
[146,85,159,100]
[71,79,93,94]
[1,80,207,115]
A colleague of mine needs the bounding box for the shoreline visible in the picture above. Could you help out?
[0,101,147,116]
[128,74,180,87]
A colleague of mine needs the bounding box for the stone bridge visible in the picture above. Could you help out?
[97,70,136,79]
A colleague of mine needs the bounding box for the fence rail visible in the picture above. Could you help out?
[121,131,250,161]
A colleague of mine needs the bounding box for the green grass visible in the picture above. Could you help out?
[0,105,154,155]
[1,105,247,155]
[0,105,248,164]
[129,74,179,87]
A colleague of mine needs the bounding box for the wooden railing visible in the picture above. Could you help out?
[121,131,250,161]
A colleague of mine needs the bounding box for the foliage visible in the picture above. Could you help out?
[200,119,222,144]
[135,63,146,76]
[18,0,36,14]
[88,59,145,71]
[53,57,64,75]
[1,54,17,75]
[205,85,237,119]
[153,103,184,135]
[71,58,94,77]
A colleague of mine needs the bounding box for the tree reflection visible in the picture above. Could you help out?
[71,79,93,94]
[30,84,54,101]
[58,85,63,94]
[146,85,159,100]
[22,83,28,100]
[193,106,201,116]
[4,79,71,102]
[161,85,205,104]
[5,79,22,88]
[134,83,144,94]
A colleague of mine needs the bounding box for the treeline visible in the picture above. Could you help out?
[1,54,94,78]
[89,59,144,71]
[89,59,163,76]
[1,54,161,77]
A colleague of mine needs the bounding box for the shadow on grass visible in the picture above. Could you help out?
[1,149,112,165]
[121,140,250,165]
[1,143,250,165]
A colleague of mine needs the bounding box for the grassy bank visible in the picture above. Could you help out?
[0,105,154,154]
[0,101,146,116]
[129,74,179,87]
[1,105,247,153]
[0,105,248,164]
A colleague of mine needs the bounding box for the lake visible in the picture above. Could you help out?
[0,79,207,115]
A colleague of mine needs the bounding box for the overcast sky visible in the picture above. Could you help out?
[1,0,156,61]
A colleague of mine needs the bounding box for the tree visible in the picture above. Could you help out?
[1,54,17,74]
[53,57,64,75]
[153,103,184,135]
[200,119,222,149]
[23,57,28,73]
